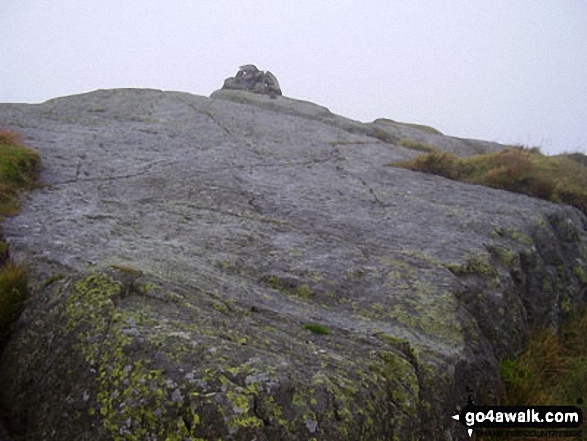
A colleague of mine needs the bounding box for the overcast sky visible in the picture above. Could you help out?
[2,1,586,154]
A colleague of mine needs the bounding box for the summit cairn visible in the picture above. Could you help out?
[221,64,282,98]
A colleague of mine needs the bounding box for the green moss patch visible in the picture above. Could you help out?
[302,323,330,335]
[446,252,498,280]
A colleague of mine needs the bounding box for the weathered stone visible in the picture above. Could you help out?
[0,88,585,440]
[222,64,283,97]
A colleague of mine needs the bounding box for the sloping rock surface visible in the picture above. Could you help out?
[0,88,585,440]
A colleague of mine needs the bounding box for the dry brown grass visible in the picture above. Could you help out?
[486,307,587,441]
[391,147,587,216]
[0,130,24,147]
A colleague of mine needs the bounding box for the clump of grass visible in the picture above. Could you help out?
[0,129,41,217]
[374,129,392,142]
[0,130,41,347]
[394,150,462,180]
[0,130,24,147]
[0,261,29,345]
[0,240,9,264]
[296,284,314,299]
[42,273,65,288]
[260,275,315,299]
[302,323,330,335]
[391,147,587,216]
[398,138,437,153]
[109,264,143,278]
[498,306,587,407]
[446,253,497,278]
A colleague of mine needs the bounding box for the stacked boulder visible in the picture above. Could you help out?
[222,64,282,98]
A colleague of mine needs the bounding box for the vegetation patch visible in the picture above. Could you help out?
[260,275,315,299]
[561,151,587,167]
[0,262,29,345]
[109,264,144,278]
[0,130,41,348]
[42,273,66,288]
[398,138,436,153]
[446,253,498,279]
[302,323,330,335]
[374,129,392,143]
[394,150,462,180]
[391,147,587,216]
[498,306,587,408]
[572,266,587,284]
[0,130,42,217]
[63,273,204,440]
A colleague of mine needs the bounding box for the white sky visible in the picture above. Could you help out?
[1,1,586,155]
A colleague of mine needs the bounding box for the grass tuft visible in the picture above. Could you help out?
[0,130,42,217]
[394,151,463,180]
[498,306,587,407]
[0,130,24,147]
[302,323,330,335]
[391,147,587,216]
[398,139,436,153]
[0,262,29,344]
[109,264,143,278]
[0,130,41,347]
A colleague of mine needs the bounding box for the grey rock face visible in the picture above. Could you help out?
[222,64,282,97]
[210,89,505,157]
[0,88,585,440]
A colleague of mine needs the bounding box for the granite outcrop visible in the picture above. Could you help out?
[0,88,585,440]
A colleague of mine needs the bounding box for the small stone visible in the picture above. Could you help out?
[171,388,184,403]
[305,418,318,433]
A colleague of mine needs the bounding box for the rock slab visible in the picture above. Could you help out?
[0,88,585,440]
